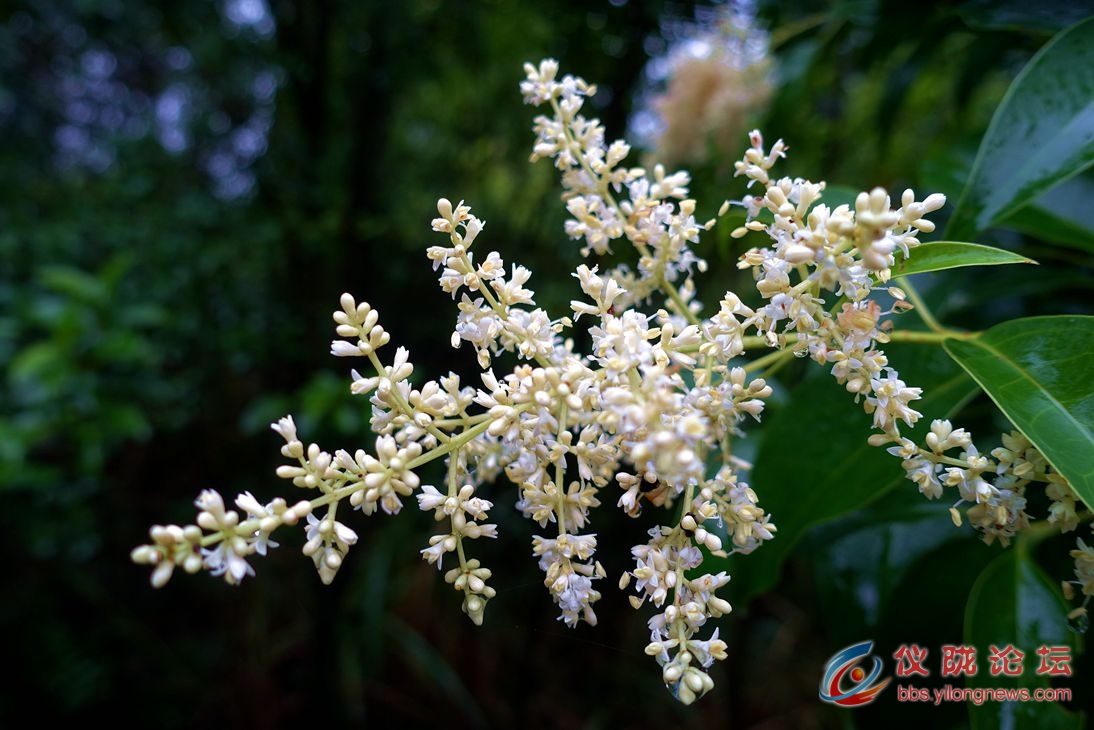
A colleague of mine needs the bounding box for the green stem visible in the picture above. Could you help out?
[454,249,554,370]
[769,12,832,51]
[1018,519,1065,552]
[898,278,945,334]
[742,346,795,375]
[449,452,471,570]
[446,444,461,497]
[406,407,527,472]
[366,350,451,444]
[554,403,569,535]
[888,329,976,344]
[662,277,701,326]
[432,412,494,428]
[740,334,799,349]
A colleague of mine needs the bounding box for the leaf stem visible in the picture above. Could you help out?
[742,346,795,375]
[888,329,977,344]
[898,278,945,333]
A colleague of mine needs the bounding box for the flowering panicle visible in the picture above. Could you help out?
[133,58,1088,704]
[523,59,711,311]
[730,122,1088,614]
[429,197,562,368]
[629,1,774,167]
[131,484,311,588]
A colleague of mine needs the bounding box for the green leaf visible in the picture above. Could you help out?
[924,267,1094,320]
[942,316,1094,509]
[956,0,1094,34]
[999,172,1094,254]
[1003,205,1094,256]
[727,342,978,607]
[96,403,152,442]
[946,16,1094,241]
[894,241,1036,278]
[809,489,982,643]
[965,549,1083,730]
[8,342,63,384]
[37,265,109,308]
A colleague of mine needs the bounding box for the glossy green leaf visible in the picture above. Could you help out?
[943,316,1094,509]
[893,241,1036,278]
[956,0,1094,34]
[1000,172,1094,254]
[728,342,978,607]
[808,488,984,644]
[1004,206,1094,255]
[924,267,1094,321]
[965,549,1082,730]
[812,528,996,728]
[946,16,1094,241]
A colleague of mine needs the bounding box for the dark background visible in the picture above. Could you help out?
[1,0,1088,727]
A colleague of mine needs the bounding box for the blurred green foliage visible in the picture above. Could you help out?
[1,0,1091,727]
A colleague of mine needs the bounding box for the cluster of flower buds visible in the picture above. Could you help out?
[728,110,1090,622]
[131,486,311,587]
[628,0,774,167]
[133,58,1090,703]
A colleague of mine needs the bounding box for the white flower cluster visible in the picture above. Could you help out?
[131,484,310,588]
[727,113,1091,619]
[628,0,774,167]
[133,58,1090,703]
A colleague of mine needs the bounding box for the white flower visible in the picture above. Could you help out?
[270,415,298,444]
[305,512,358,550]
[420,533,456,569]
[865,369,922,432]
[331,340,362,357]
[416,484,446,514]
[234,492,281,556]
[201,539,255,585]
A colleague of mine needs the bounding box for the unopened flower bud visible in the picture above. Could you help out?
[463,595,486,626]
[151,561,175,588]
[663,663,683,683]
[130,545,157,564]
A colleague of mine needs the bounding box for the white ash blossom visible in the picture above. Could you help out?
[192,489,255,585]
[234,491,284,556]
[130,523,204,588]
[133,58,1086,708]
[331,293,389,356]
[303,512,358,585]
[533,533,604,627]
[628,1,773,169]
